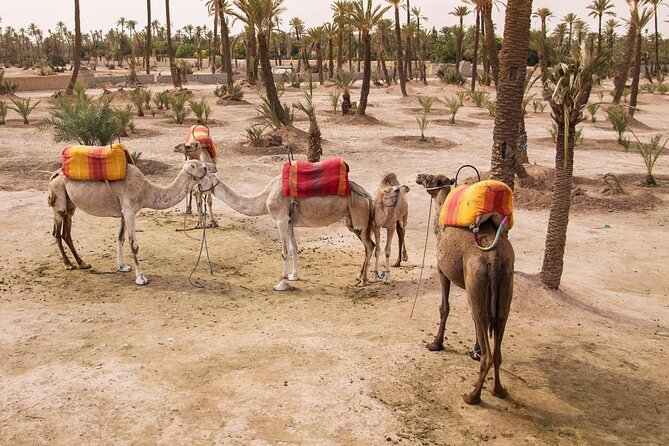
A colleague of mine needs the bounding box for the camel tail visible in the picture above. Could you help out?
[487,262,500,337]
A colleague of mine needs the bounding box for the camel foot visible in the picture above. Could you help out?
[273,280,288,291]
[64,264,76,271]
[135,275,149,286]
[403,253,408,262]
[369,271,380,283]
[185,208,193,215]
[206,220,219,228]
[382,271,390,283]
[287,273,299,281]
[392,260,401,268]
[426,342,444,352]
[355,280,368,288]
[77,262,91,270]
[117,264,132,273]
[463,392,482,405]
[492,385,508,399]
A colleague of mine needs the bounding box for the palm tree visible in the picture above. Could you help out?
[331,1,350,72]
[348,0,390,116]
[480,0,500,86]
[613,1,640,104]
[411,6,427,82]
[533,7,553,85]
[66,0,81,94]
[541,45,605,289]
[145,0,151,74]
[385,0,407,96]
[574,20,590,47]
[234,0,290,126]
[217,1,234,87]
[307,26,325,85]
[629,5,653,117]
[165,0,180,87]
[587,0,616,54]
[323,22,337,80]
[374,18,393,85]
[644,0,667,79]
[450,6,470,71]
[289,17,305,71]
[205,0,219,73]
[467,0,483,91]
[489,0,532,188]
[563,12,577,54]
[604,18,619,52]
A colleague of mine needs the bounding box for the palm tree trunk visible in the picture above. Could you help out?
[613,21,636,104]
[394,6,407,97]
[257,30,289,126]
[328,37,334,80]
[357,31,372,116]
[165,0,180,88]
[211,6,218,74]
[456,18,463,71]
[66,0,81,94]
[540,19,548,86]
[489,0,532,189]
[471,8,480,92]
[597,14,602,55]
[381,51,390,85]
[541,121,576,289]
[629,28,642,117]
[145,0,151,74]
[483,3,499,86]
[653,6,659,80]
[220,11,233,87]
[337,29,344,71]
[357,30,362,72]
[316,42,324,85]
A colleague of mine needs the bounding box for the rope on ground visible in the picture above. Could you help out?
[188,189,215,288]
[410,197,433,319]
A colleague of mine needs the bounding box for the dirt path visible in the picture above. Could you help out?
[0,80,668,445]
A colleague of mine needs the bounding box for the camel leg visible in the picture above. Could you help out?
[286,223,299,281]
[62,211,90,269]
[356,228,374,287]
[206,193,217,227]
[463,314,493,405]
[371,225,382,282]
[186,189,193,215]
[394,217,408,266]
[427,270,451,351]
[123,212,148,285]
[194,192,204,228]
[116,217,131,272]
[53,214,74,270]
[492,271,513,399]
[273,219,291,291]
[383,227,394,283]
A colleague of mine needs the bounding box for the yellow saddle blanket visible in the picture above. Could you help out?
[439,180,514,230]
[61,143,133,181]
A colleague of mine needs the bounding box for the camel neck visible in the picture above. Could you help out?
[212,178,273,217]
[143,170,194,210]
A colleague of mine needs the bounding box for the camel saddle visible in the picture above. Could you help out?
[282,157,351,198]
[61,143,134,181]
[186,124,218,160]
[439,180,514,230]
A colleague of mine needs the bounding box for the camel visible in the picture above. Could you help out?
[416,173,515,405]
[174,141,217,228]
[371,173,410,283]
[47,160,217,285]
[197,172,375,291]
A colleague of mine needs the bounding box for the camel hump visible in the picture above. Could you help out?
[380,173,400,186]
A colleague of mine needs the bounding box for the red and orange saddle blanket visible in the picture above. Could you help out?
[61,143,134,181]
[185,125,218,160]
[282,157,351,198]
[439,180,514,231]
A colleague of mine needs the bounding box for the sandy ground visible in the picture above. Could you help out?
[1,77,668,445]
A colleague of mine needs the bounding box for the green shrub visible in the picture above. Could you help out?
[631,133,668,185]
[153,90,171,110]
[416,114,429,142]
[444,95,462,124]
[606,105,628,144]
[9,97,40,124]
[130,88,151,117]
[436,67,465,85]
[189,98,212,124]
[417,96,435,114]
[587,103,600,122]
[657,83,669,95]
[329,91,341,114]
[469,90,487,108]
[168,95,191,124]
[486,99,497,117]
[115,105,134,136]
[246,124,267,146]
[256,94,293,130]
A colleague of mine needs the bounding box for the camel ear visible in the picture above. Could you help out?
[173,143,185,153]
[185,142,200,152]
[400,185,410,194]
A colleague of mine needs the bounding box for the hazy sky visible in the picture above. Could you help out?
[1,0,667,36]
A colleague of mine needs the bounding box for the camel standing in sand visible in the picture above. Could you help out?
[198,173,375,291]
[371,173,409,283]
[174,141,217,228]
[416,173,515,405]
[47,160,216,285]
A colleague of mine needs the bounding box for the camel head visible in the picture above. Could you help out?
[379,184,410,208]
[173,142,201,158]
[183,160,216,180]
[379,172,400,187]
[416,173,455,199]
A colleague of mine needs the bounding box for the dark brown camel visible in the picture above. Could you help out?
[416,173,515,405]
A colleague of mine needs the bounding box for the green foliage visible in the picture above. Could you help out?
[188,98,213,124]
[257,94,293,130]
[478,72,491,87]
[115,105,134,136]
[586,103,600,122]
[486,99,497,117]
[329,91,341,114]
[606,105,628,144]
[455,91,467,107]
[417,96,435,114]
[168,95,191,124]
[630,132,668,185]
[214,83,245,100]
[131,151,142,164]
[469,90,487,107]
[436,67,465,85]
[0,79,18,95]
[0,101,7,124]
[153,91,172,110]
[333,69,356,94]
[245,124,267,146]
[416,114,429,142]
[532,100,546,113]
[9,97,40,124]
[658,83,669,95]
[40,93,125,145]
[130,88,151,117]
[444,95,462,124]
[522,93,537,115]
[549,123,557,143]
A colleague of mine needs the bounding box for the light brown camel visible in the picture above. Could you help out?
[416,173,515,405]
[174,141,217,228]
[47,160,216,285]
[371,173,409,283]
[197,172,375,291]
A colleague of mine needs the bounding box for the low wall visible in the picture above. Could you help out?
[7,74,85,92]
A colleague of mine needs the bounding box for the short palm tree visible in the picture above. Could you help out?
[347,0,390,116]
[9,98,40,124]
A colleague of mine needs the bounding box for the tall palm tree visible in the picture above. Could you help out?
[307,26,325,85]
[587,0,616,54]
[411,6,427,81]
[533,7,553,85]
[234,0,290,126]
[205,0,219,73]
[385,0,407,96]
[629,5,653,117]
[322,22,337,80]
[289,17,305,71]
[165,0,180,87]
[480,0,500,86]
[332,0,351,72]
[348,0,390,116]
[145,0,151,74]
[488,0,532,189]
[450,5,470,71]
[574,20,590,47]
[613,0,640,103]
[644,0,666,79]
[563,12,577,54]
[66,0,81,94]
[374,18,393,85]
[218,1,234,87]
[471,2,482,91]
[541,45,605,289]
[604,18,619,52]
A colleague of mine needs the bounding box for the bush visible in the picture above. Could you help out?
[214,83,244,101]
[444,95,462,124]
[153,90,171,110]
[658,83,669,95]
[329,91,340,114]
[168,94,191,124]
[606,105,628,144]
[9,97,40,124]
[587,103,600,122]
[417,96,435,114]
[455,91,467,107]
[468,90,487,107]
[256,94,293,130]
[130,88,151,117]
[632,133,668,186]
[115,105,134,136]
[486,99,497,117]
[436,67,465,85]
[416,114,429,141]
[246,124,267,146]
[189,98,213,124]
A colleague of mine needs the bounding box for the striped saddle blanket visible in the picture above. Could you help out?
[439,180,514,230]
[282,158,351,198]
[186,125,218,160]
[61,144,134,181]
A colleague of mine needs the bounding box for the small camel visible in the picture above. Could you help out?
[47,160,216,285]
[416,173,515,405]
[371,173,410,283]
[198,172,375,291]
[174,141,217,228]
